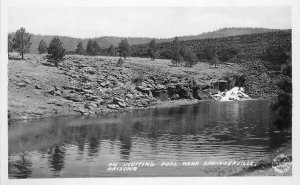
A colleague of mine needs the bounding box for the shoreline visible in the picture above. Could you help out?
[8,99,202,122]
[8,98,271,123]
[233,139,292,176]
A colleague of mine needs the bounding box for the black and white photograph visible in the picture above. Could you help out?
[1,0,300,184]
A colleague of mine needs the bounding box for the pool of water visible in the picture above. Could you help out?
[8,100,291,178]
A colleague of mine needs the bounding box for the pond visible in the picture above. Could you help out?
[8,100,291,178]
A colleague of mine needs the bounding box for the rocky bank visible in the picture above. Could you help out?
[8,54,275,121]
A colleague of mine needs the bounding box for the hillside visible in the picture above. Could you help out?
[131,30,291,64]
[12,27,282,54]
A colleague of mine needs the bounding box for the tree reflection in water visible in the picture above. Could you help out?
[8,153,32,178]
[119,125,132,161]
[48,145,65,177]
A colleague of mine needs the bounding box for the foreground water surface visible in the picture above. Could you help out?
[8,100,291,178]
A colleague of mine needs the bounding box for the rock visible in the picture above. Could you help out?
[197,90,210,100]
[16,82,26,87]
[83,89,93,94]
[156,84,166,90]
[107,104,119,109]
[141,99,149,107]
[35,84,42,89]
[75,108,88,115]
[84,94,98,101]
[54,86,62,91]
[126,94,134,99]
[62,85,82,92]
[100,82,106,87]
[63,94,83,102]
[24,78,31,84]
[117,101,126,108]
[112,87,126,95]
[85,67,97,74]
[114,97,124,103]
[47,100,64,106]
[44,88,55,95]
[171,94,180,100]
[54,90,63,96]
[96,99,105,105]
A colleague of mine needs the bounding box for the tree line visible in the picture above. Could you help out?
[8,27,206,68]
[10,27,277,70]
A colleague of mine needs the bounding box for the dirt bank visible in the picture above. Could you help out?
[8,54,270,121]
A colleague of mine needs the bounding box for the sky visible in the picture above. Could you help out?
[8,6,291,38]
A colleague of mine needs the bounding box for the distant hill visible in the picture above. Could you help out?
[12,27,284,53]
[131,30,291,64]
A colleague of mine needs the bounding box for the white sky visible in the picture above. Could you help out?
[8,6,291,38]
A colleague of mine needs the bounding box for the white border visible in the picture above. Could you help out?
[1,0,300,185]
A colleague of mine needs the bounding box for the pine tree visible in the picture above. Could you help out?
[118,38,131,59]
[171,37,182,66]
[12,27,32,59]
[107,44,116,56]
[148,39,157,60]
[92,41,100,55]
[8,34,13,58]
[185,49,198,67]
[86,39,94,55]
[38,39,48,54]
[76,42,85,55]
[212,53,220,68]
[271,54,292,129]
[47,37,65,67]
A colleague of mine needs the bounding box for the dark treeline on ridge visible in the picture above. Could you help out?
[8,27,285,54]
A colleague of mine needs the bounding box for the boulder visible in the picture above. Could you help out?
[126,94,134,99]
[100,82,106,87]
[16,82,26,87]
[107,104,119,109]
[117,101,126,108]
[47,100,63,106]
[83,89,93,94]
[156,84,166,90]
[24,78,31,84]
[35,84,42,89]
[114,97,124,103]
[63,94,83,102]
[84,94,98,101]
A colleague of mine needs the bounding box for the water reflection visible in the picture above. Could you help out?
[48,146,65,177]
[8,100,291,178]
[8,153,32,178]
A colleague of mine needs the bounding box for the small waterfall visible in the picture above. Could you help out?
[211,87,251,101]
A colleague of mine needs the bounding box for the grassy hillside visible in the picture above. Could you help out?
[11,27,282,54]
[131,30,291,64]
